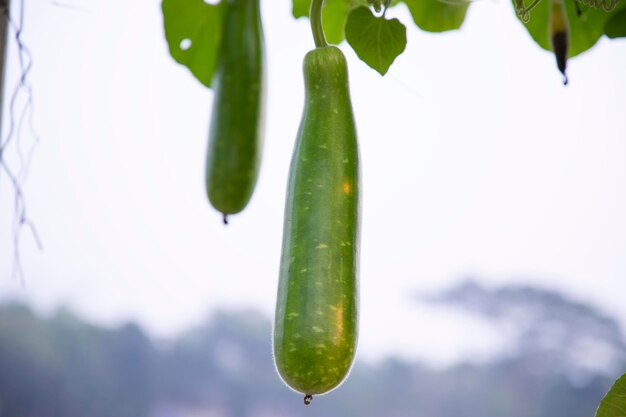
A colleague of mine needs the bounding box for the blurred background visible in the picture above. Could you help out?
[0,0,625,416]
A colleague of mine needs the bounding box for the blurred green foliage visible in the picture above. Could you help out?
[1,282,624,417]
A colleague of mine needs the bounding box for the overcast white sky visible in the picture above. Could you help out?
[0,0,625,366]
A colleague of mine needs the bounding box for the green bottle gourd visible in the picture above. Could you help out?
[273,45,360,401]
[205,0,265,223]
[549,0,569,85]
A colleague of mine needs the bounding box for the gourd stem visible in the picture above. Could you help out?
[310,0,327,48]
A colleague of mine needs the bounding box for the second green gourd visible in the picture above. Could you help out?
[205,0,265,223]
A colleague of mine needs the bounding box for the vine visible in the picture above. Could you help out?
[0,0,42,281]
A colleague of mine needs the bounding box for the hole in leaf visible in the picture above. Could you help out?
[179,38,192,51]
[204,0,219,4]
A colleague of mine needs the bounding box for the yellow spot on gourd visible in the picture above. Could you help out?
[316,243,328,249]
[333,304,344,344]
[342,181,352,195]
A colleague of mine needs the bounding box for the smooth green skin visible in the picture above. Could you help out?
[206,0,265,216]
[274,46,360,397]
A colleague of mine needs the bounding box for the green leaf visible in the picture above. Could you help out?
[513,0,626,57]
[292,0,369,44]
[402,0,470,32]
[345,6,407,75]
[293,0,311,18]
[595,374,626,417]
[605,8,626,38]
[162,0,224,88]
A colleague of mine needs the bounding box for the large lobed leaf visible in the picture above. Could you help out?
[162,0,224,88]
[595,373,626,417]
[513,0,626,57]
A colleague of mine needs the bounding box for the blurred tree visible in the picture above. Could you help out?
[421,280,626,381]
[1,282,624,417]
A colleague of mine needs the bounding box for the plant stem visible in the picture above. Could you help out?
[0,0,10,136]
[310,0,327,48]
